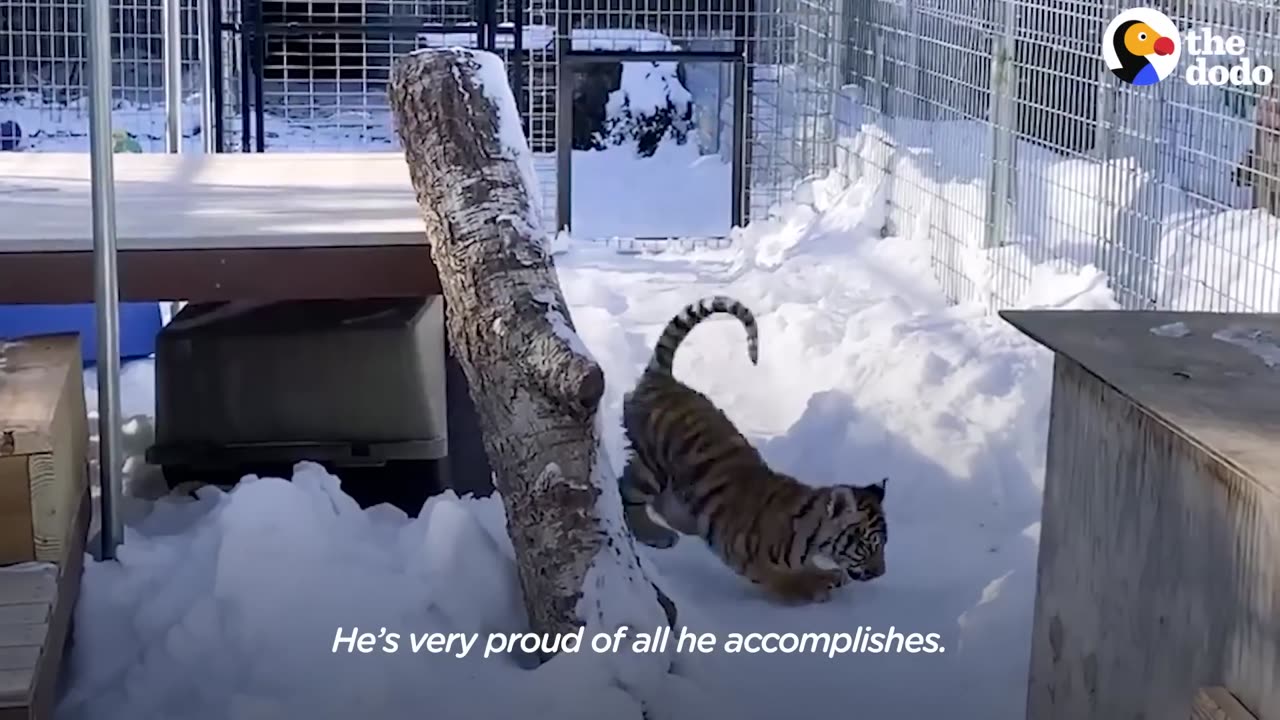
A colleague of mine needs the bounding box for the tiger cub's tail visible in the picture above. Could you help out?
[646,295,759,376]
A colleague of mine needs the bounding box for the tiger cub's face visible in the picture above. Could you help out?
[824,479,888,581]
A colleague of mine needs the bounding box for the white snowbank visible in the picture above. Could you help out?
[831,88,1280,312]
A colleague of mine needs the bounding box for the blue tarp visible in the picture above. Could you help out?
[0,303,164,366]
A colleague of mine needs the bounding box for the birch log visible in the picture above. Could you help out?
[387,48,677,659]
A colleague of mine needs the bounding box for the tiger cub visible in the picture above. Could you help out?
[618,295,889,605]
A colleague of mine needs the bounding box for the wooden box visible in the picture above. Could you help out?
[1002,311,1280,720]
[0,334,89,566]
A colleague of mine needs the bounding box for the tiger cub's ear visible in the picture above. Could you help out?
[866,477,888,503]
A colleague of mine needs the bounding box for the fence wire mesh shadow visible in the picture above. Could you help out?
[1,0,850,252]
[835,0,1280,312]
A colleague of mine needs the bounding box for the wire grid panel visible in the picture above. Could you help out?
[0,0,205,151]
[745,0,842,220]
[244,0,483,151]
[838,0,1280,312]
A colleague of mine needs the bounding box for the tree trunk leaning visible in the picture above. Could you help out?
[386,48,677,660]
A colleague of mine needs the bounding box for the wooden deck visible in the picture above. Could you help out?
[0,153,440,304]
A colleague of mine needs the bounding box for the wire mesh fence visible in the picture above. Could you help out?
[835,0,1280,312]
[0,0,205,150]
[0,0,846,244]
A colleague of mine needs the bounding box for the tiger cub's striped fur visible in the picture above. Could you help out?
[619,295,889,605]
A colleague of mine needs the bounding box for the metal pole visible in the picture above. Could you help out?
[163,0,184,153]
[86,0,126,559]
[198,0,219,153]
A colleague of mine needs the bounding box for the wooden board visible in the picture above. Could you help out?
[0,153,428,252]
[0,488,89,720]
[0,335,88,566]
[0,245,440,305]
[999,310,1280,494]
[1192,687,1260,720]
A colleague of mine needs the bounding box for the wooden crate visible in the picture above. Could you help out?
[0,334,89,566]
[1002,310,1280,720]
[0,333,91,720]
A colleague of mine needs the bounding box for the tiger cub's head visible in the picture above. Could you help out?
[823,478,888,581]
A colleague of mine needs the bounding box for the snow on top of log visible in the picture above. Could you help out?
[471,49,545,243]
[532,289,596,363]
[407,47,545,244]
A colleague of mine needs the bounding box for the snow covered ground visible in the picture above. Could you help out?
[51,150,1123,719]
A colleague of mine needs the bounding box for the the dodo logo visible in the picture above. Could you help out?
[1102,8,1181,86]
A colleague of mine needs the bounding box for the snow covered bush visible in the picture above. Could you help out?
[602,61,695,157]
[571,59,695,157]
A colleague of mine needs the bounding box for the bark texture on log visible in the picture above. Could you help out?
[386,48,676,665]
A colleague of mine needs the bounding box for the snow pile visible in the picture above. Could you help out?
[833,94,1280,312]
[58,464,652,720]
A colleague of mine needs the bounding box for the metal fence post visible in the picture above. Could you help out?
[199,0,220,153]
[163,0,184,153]
[982,0,1016,250]
[86,0,126,560]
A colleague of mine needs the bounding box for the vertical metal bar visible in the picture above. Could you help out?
[199,0,219,152]
[513,0,526,123]
[163,0,184,152]
[85,0,125,560]
[730,57,747,228]
[555,59,573,233]
[211,0,227,151]
[239,22,251,152]
[740,0,756,223]
[1092,0,1119,274]
[982,0,1015,251]
[485,0,499,51]
[555,6,572,232]
[252,0,266,153]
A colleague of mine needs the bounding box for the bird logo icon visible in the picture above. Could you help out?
[1102,8,1182,86]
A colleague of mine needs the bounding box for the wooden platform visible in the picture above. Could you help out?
[0,153,439,304]
[1002,310,1280,720]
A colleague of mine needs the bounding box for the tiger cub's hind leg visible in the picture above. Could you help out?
[619,457,680,549]
[653,488,699,537]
